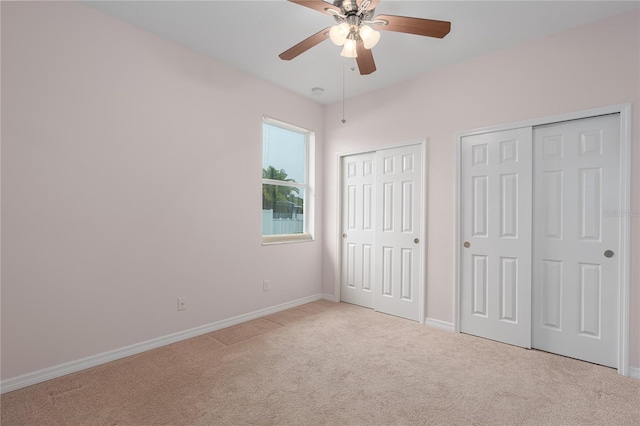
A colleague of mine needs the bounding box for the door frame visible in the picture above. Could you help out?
[335,139,428,323]
[454,103,632,376]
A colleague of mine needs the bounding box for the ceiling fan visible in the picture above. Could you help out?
[279,0,451,75]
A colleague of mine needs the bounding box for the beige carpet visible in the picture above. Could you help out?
[2,300,639,425]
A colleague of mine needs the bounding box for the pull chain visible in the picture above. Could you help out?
[341,59,346,124]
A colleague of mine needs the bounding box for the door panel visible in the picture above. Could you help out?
[374,144,422,321]
[460,128,533,348]
[341,153,375,308]
[532,114,620,368]
[499,256,518,322]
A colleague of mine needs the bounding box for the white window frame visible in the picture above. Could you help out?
[262,116,315,245]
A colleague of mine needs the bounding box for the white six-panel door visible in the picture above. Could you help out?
[532,114,620,368]
[341,152,375,308]
[374,144,422,321]
[460,128,533,348]
[340,144,422,321]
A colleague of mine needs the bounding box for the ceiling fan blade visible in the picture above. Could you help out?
[289,0,341,15]
[355,40,376,75]
[279,27,331,61]
[373,14,451,38]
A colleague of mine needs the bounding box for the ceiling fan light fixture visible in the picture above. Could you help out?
[340,37,358,58]
[329,22,350,46]
[359,25,380,49]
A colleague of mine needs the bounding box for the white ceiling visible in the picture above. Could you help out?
[85,1,639,105]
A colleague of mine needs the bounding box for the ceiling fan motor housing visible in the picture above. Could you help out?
[331,1,375,26]
[339,0,359,14]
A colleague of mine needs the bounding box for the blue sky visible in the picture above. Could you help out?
[262,123,306,183]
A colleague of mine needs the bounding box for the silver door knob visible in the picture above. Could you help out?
[604,250,614,258]
[463,241,470,248]
[342,233,347,238]
[414,238,419,244]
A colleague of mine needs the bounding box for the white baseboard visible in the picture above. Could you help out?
[424,317,455,332]
[321,293,337,302]
[628,367,640,379]
[0,294,325,394]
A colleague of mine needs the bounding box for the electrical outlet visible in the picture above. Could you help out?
[263,280,270,291]
[178,297,186,311]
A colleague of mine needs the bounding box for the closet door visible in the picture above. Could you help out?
[374,144,422,321]
[340,144,423,321]
[341,153,376,308]
[532,114,620,368]
[460,128,533,348]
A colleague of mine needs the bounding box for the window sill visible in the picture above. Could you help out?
[262,233,313,245]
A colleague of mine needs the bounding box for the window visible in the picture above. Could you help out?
[262,117,314,244]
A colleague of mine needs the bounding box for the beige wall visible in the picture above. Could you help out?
[322,9,640,369]
[1,1,324,380]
